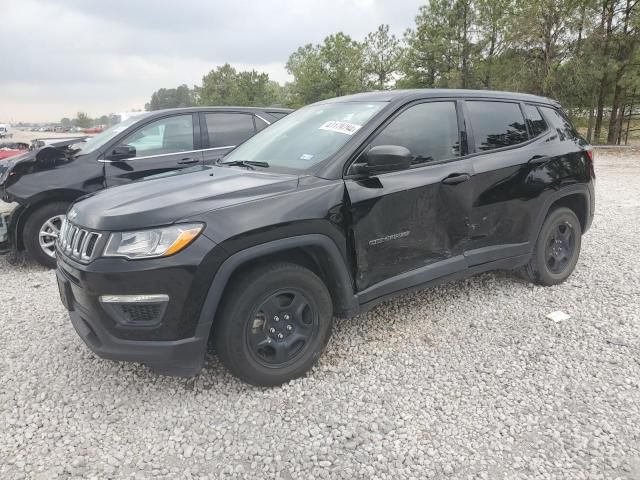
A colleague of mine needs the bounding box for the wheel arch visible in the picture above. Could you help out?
[12,189,83,250]
[195,235,359,344]
[531,185,592,247]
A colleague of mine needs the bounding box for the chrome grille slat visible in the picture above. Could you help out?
[56,220,102,263]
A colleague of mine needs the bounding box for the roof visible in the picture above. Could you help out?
[319,89,559,106]
[148,106,293,116]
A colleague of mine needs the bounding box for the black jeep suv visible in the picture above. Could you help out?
[55,90,595,386]
[0,107,290,267]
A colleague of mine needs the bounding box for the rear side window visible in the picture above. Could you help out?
[370,101,460,164]
[524,104,547,137]
[540,107,577,141]
[255,116,269,132]
[268,112,289,120]
[205,113,256,148]
[467,101,528,151]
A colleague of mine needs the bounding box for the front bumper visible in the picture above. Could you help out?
[0,201,17,252]
[56,234,227,376]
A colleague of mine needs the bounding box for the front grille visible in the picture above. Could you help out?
[58,219,102,262]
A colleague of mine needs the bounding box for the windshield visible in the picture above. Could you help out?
[73,113,150,155]
[222,102,385,171]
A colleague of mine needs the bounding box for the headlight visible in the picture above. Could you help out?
[103,223,203,259]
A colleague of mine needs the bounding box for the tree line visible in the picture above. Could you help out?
[145,0,639,145]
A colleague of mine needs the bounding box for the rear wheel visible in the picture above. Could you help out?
[214,262,333,386]
[23,202,69,268]
[521,207,582,286]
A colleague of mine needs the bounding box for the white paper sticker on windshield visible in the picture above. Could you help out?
[319,121,362,136]
[300,154,314,160]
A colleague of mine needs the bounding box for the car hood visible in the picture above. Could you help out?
[70,166,299,231]
[0,139,83,188]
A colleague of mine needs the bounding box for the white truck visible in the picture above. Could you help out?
[0,124,12,139]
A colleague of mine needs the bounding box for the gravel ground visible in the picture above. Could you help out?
[1,150,639,480]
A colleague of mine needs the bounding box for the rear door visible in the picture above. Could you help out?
[104,113,202,187]
[464,100,547,265]
[345,100,474,296]
[200,112,258,164]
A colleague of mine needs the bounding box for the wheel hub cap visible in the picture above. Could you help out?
[248,290,317,367]
[545,221,575,274]
[38,215,65,258]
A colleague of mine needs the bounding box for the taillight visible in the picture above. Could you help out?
[585,149,594,162]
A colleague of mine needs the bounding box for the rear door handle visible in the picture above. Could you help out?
[528,155,551,166]
[442,173,471,185]
[177,157,199,165]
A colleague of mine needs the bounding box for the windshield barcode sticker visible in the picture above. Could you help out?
[319,121,362,136]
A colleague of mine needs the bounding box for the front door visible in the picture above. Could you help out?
[104,113,202,186]
[345,100,474,299]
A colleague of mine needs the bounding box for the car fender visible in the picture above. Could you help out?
[529,183,593,246]
[194,234,359,346]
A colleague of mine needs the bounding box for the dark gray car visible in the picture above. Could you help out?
[0,106,291,267]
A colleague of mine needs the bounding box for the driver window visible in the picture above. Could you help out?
[121,115,194,157]
[369,102,460,166]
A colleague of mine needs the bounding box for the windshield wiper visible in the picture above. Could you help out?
[219,160,270,170]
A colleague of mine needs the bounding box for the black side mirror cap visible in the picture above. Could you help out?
[357,145,412,174]
[106,144,136,161]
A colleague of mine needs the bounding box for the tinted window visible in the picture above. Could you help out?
[268,112,289,119]
[370,102,460,164]
[467,101,528,151]
[540,107,577,141]
[255,116,269,132]
[205,113,255,148]
[120,115,193,157]
[524,104,547,137]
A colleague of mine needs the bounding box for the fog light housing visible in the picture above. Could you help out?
[99,294,169,327]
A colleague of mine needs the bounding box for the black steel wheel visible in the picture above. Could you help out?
[214,262,333,386]
[246,289,319,368]
[521,207,582,286]
[544,220,576,274]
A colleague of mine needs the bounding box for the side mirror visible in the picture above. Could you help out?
[106,144,136,161]
[358,145,412,174]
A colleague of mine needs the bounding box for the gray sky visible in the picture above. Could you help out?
[0,0,424,122]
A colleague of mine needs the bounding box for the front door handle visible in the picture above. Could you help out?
[528,155,551,166]
[177,157,199,165]
[442,173,471,185]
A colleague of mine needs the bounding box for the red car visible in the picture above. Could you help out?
[0,142,29,160]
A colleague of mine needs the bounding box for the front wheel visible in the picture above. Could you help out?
[23,202,69,268]
[214,262,333,386]
[521,207,582,286]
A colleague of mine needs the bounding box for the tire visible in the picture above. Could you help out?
[521,207,582,286]
[23,202,69,269]
[214,262,333,386]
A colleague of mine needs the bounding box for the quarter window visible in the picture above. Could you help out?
[369,101,460,165]
[540,107,577,141]
[524,104,547,137]
[255,116,270,132]
[467,101,528,151]
[120,115,194,157]
[205,113,255,148]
